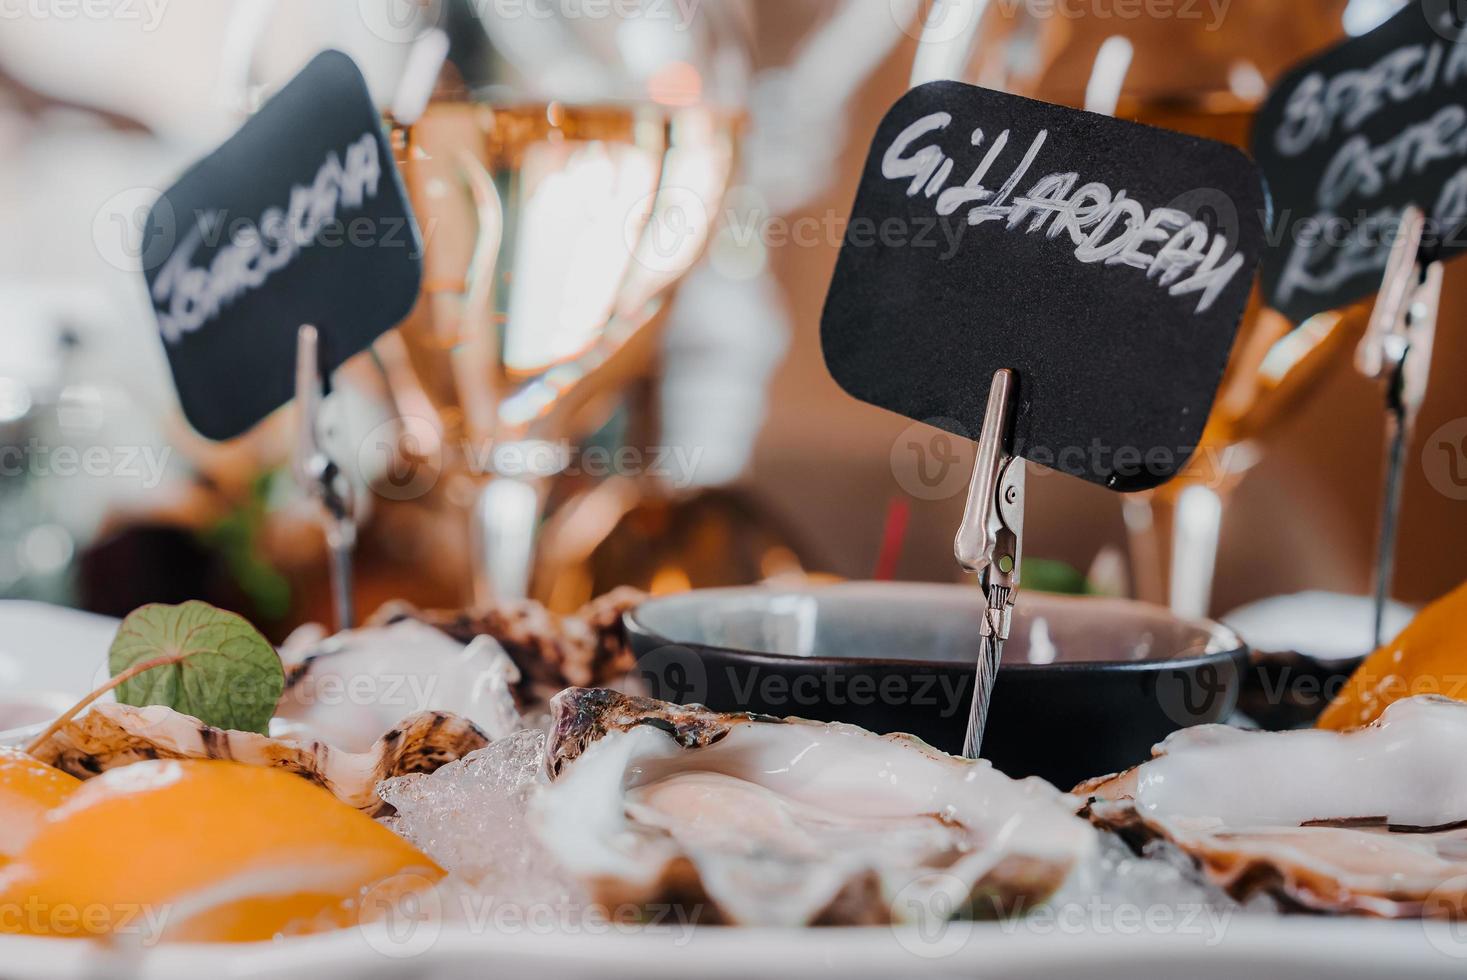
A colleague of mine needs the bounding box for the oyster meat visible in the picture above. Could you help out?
[534,689,1097,926]
[1079,695,1467,917]
[32,702,488,816]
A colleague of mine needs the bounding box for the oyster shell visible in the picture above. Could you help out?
[1079,695,1467,917]
[31,702,488,816]
[371,587,644,703]
[535,689,1096,926]
[277,619,526,748]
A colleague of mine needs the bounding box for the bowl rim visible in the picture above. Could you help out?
[625,582,1248,676]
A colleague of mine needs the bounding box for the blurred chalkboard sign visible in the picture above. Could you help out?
[1254,3,1467,323]
[822,81,1266,491]
[142,50,422,441]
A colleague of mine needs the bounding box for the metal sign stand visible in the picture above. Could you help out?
[1358,206,1441,651]
[954,368,1026,759]
[293,324,357,632]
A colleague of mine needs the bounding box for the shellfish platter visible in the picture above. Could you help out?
[1,592,1466,980]
[13,0,1467,977]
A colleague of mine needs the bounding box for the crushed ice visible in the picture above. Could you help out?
[1037,831,1275,938]
[375,732,1264,934]
[378,729,585,915]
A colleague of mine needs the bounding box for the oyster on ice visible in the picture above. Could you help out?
[277,619,526,746]
[1079,695,1467,918]
[535,689,1097,926]
[32,702,488,816]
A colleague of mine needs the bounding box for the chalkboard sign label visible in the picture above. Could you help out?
[143,50,423,441]
[1254,3,1467,323]
[821,81,1266,492]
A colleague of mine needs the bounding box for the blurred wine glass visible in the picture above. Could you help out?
[375,0,751,603]
[530,1,911,612]
[914,0,1395,616]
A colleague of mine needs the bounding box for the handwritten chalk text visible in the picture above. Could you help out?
[151,132,384,344]
[1269,35,1467,307]
[882,112,1246,315]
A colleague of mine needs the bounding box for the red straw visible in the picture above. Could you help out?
[873,497,912,581]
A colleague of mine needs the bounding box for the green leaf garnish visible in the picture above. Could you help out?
[27,601,284,755]
[107,601,283,735]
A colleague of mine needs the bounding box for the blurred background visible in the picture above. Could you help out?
[0,0,1457,642]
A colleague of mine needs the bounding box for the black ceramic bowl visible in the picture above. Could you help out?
[625,583,1247,789]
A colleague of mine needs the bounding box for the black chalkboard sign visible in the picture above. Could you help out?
[821,81,1266,491]
[143,50,422,441]
[1254,3,1467,323]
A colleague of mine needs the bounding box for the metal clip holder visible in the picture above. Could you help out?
[954,368,1026,759]
[1357,206,1441,650]
[293,324,358,632]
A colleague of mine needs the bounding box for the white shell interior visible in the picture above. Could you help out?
[535,716,1097,925]
[276,620,523,750]
[1087,696,1467,914]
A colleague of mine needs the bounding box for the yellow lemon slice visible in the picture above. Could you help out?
[0,747,80,865]
[0,759,441,943]
[1319,581,1467,731]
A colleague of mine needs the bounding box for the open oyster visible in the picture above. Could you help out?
[1079,696,1467,918]
[534,689,1097,926]
[31,702,488,816]
[277,619,526,747]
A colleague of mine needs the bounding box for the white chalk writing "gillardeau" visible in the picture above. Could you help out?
[882,112,1246,315]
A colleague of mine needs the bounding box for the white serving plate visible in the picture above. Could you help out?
[1,918,1464,980]
[0,600,118,742]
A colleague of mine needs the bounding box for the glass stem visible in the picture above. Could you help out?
[1125,485,1227,618]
